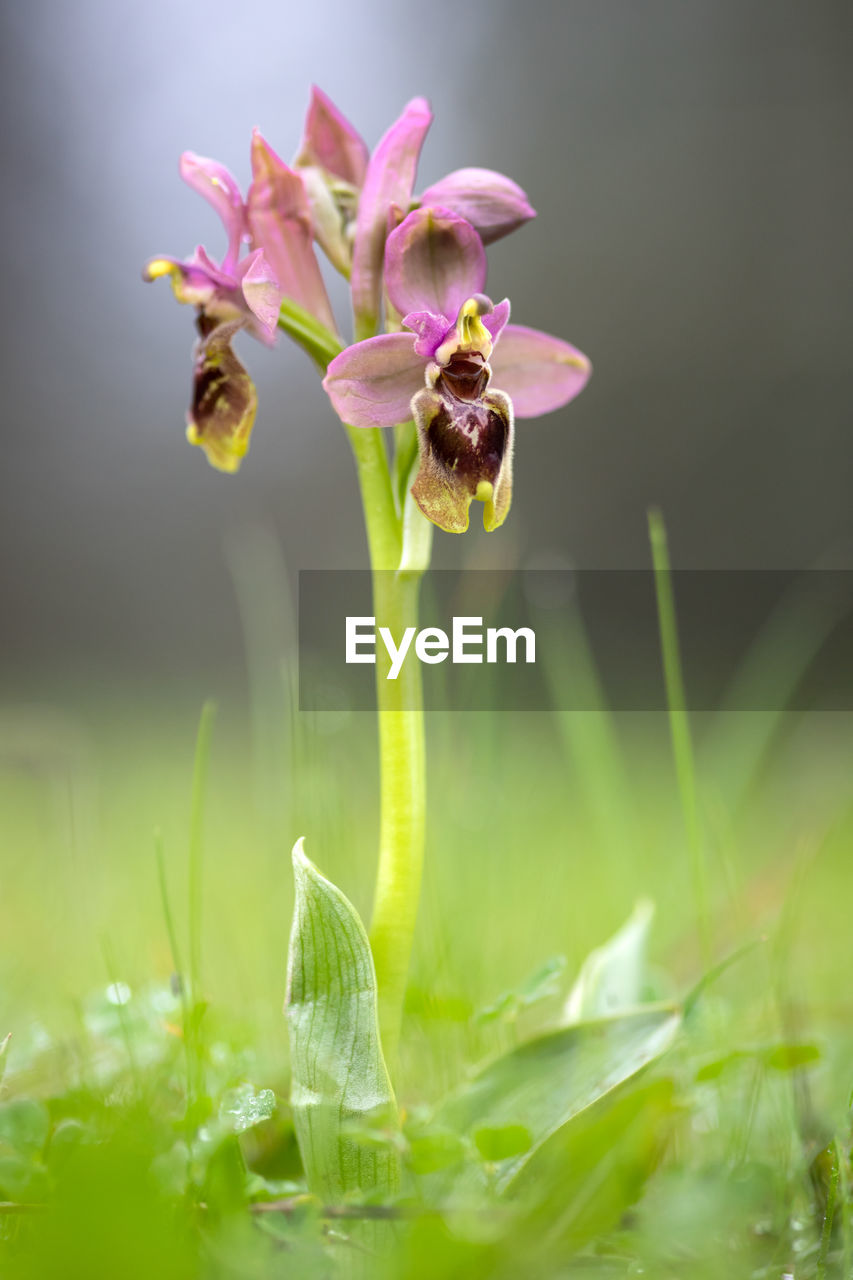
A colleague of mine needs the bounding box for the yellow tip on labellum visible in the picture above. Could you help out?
[185,422,248,473]
[143,258,177,281]
[475,479,494,503]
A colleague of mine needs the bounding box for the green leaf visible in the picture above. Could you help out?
[473,1124,533,1163]
[285,839,399,1203]
[0,1098,50,1158]
[475,956,567,1026]
[763,1041,821,1071]
[564,900,655,1022]
[694,1040,822,1081]
[517,955,567,1007]
[434,1005,680,1193]
[513,1079,676,1254]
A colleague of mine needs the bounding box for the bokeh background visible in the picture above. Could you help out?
[2,0,852,686]
[1,0,852,1064]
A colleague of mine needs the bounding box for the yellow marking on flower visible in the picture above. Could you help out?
[143,257,195,304]
[436,296,494,365]
[186,422,249,473]
[458,297,493,356]
[144,258,178,281]
[475,479,494,503]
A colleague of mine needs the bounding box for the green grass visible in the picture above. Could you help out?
[0,640,852,1274]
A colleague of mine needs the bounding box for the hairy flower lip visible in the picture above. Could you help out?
[185,319,258,474]
[410,383,514,533]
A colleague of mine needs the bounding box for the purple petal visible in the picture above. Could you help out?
[483,298,511,346]
[402,310,453,359]
[490,324,591,418]
[238,249,283,341]
[323,333,425,429]
[247,130,337,335]
[296,86,369,187]
[384,207,487,320]
[192,244,238,289]
[180,153,245,272]
[144,250,234,312]
[350,97,432,338]
[419,168,536,245]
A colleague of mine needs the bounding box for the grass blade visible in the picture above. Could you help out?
[648,508,710,967]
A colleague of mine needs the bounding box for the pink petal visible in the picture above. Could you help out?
[419,168,536,245]
[192,244,238,289]
[296,86,369,187]
[179,153,245,273]
[144,250,235,313]
[490,324,592,418]
[483,298,511,346]
[350,97,432,337]
[323,333,425,429]
[384,207,487,319]
[247,130,337,335]
[402,310,453,359]
[239,248,283,341]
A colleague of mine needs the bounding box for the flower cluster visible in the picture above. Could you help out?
[145,89,590,530]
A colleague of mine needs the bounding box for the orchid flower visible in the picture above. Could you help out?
[145,89,578,495]
[323,208,591,532]
[145,142,336,472]
[294,89,536,327]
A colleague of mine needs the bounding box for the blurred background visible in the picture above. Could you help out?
[0,0,852,1058]
[1,0,852,684]
[1,12,852,1272]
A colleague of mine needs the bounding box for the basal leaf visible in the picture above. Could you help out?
[512,1079,677,1256]
[564,899,655,1022]
[434,1005,680,1193]
[285,839,399,1203]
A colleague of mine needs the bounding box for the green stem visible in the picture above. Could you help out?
[368,568,426,1063]
[345,426,426,1061]
[345,426,401,572]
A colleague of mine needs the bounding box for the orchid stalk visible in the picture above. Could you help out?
[144,87,590,1068]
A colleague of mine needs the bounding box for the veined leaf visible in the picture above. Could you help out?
[513,1078,677,1255]
[564,899,655,1022]
[285,839,399,1203]
[434,1005,680,1193]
